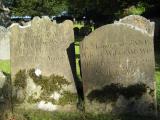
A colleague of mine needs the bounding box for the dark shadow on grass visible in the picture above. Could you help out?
[67,43,84,111]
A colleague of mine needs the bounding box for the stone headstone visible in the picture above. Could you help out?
[80,15,157,116]
[9,16,77,112]
[115,15,155,36]
[0,26,10,60]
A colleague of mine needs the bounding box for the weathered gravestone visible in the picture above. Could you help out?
[80,15,157,116]
[9,16,77,112]
[0,26,10,60]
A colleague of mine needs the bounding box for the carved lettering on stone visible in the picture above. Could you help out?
[80,15,157,116]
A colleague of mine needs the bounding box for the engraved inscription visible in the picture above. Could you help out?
[80,16,156,115]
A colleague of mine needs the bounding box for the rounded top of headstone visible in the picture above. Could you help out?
[60,20,74,28]
[9,16,74,30]
[82,22,153,47]
[42,16,50,20]
[114,15,155,36]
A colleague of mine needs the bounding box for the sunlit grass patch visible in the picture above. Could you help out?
[74,41,81,79]
[74,23,84,29]
[75,42,80,55]
[0,60,10,73]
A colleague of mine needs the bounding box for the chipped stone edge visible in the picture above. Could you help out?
[114,15,155,37]
[113,22,153,37]
[8,16,73,29]
[118,15,151,23]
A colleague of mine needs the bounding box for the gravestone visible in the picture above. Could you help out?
[0,26,10,60]
[9,16,77,112]
[80,15,157,116]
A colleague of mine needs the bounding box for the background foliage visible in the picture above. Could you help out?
[1,0,160,18]
[5,0,68,16]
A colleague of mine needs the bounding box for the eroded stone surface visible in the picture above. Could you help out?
[80,16,156,116]
[0,26,10,60]
[0,71,5,89]
[114,15,155,36]
[9,17,77,111]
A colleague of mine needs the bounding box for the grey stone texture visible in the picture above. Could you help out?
[115,15,155,36]
[9,16,77,111]
[80,15,157,116]
[0,26,10,60]
[10,17,75,90]
[0,71,5,89]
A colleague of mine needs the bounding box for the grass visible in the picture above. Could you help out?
[74,23,84,29]
[0,60,10,73]
[155,53,160,106]
[6,109,157,120]
[74,23,95,31]
[156,71,160,105]
[75,41,81,79]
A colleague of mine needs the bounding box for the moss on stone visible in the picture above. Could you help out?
[14,70,27,89]
[58,91,77,106]
[13,68,77,106]
[28,69,70,92]
[27,96,42,103]
[27,68,75,105]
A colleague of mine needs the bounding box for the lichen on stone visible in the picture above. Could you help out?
[14,70,27,89]
[13,68,77,107]
[57,91,77,106]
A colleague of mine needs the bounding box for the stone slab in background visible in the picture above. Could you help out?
[80,15,157,116]
[0,26,10,60]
